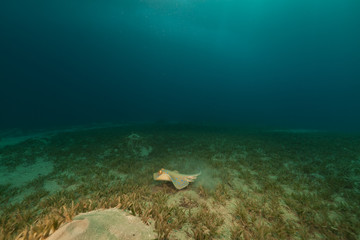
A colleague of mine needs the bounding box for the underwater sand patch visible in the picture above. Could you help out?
[167,190,202,208]
[47,208,156,240]
[214,199,235,239]
[231,178,251,193]
[281,184,295,195]
[108,170,127,182]
[268,175,278,180]
[44,180,62,194]
[0,134,48,148]
[0,157,53,187]
[0,123,128,149]
[279,201,300,223]
[9,186,35,205]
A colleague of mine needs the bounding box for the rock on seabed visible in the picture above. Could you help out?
[47,208,156,240]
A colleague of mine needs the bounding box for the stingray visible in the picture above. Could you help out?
[153,168,201,190]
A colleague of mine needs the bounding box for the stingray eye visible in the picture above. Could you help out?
[159,170,162,174]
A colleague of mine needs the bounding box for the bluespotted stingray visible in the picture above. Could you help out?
[153,168,201,190]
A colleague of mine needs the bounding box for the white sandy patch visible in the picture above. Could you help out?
[0,157,53,187]
[10,187,35,204]
[231,178,251,193]
[109,170,128,182]
[55,170,80,191]
[281,184,296,195]
[0,123,130,148]
[139,146,152,157]
[279,200,300,223]
[167,190,202,207]
[0,133,50,148]
[44,180,62,194]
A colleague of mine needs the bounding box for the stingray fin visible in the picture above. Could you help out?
[169,175,189,190]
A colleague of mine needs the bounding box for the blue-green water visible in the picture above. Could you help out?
[1,0,359,130]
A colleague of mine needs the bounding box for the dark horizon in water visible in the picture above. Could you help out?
[1,0,359,132]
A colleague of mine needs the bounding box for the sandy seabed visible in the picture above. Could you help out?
[0,123,359,239]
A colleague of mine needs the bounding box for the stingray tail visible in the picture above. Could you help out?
[187,171,201,182]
